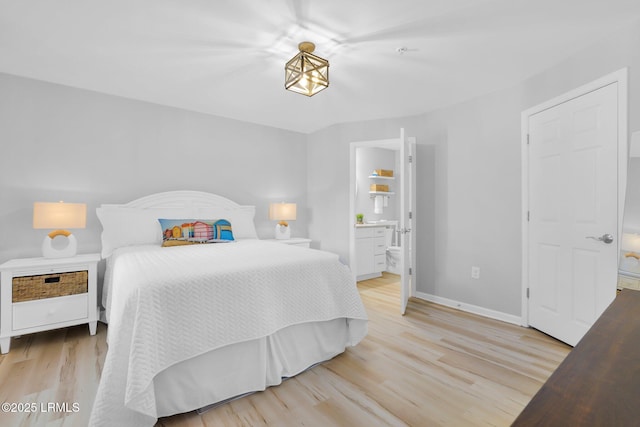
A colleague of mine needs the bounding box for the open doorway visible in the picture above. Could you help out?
[349,129,416,314]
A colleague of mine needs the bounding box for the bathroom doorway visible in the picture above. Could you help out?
[349,128,416,314]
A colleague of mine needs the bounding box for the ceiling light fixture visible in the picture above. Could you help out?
[285,41,329,97]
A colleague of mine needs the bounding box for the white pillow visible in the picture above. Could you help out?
[97,207,191,257]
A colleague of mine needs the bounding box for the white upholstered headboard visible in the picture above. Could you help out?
[96,191,257,258]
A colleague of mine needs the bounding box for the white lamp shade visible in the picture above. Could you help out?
[33,202,87,229]
[269,203,297,221]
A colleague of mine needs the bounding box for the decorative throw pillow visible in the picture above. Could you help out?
[158,219,234,247]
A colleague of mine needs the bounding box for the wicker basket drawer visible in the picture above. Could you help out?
[12,270,88,303]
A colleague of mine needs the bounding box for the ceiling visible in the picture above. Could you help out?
[1,0,640,134]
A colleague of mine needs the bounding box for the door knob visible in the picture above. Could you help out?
[586,234,614,244]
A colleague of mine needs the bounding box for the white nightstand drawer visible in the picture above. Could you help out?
[13,294,89,330]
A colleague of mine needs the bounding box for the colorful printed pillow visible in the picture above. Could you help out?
[158,219,234,247]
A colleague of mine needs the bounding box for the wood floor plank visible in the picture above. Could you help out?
[0,273,570,426]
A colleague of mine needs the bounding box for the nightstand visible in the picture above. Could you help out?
[0,253,100,354]
[265,238,312,248]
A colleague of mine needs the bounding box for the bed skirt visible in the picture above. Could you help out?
[91,317,367,426]
[154,317,366,418]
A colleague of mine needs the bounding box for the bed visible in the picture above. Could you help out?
[89,191,368,427]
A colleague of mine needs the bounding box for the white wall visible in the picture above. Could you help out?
[0,73,308,264]
[307,19,640,317]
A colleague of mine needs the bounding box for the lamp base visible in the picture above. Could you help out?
[274,224,291,240]
[42,230,78,258]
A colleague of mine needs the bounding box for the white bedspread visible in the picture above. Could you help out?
[89,240,368,427]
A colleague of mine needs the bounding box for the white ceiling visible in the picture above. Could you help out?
[1,0,640,134]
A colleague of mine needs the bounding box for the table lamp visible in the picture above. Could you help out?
[33,201,87,258]
[269,202,296,240]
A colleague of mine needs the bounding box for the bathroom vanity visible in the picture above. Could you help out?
[354,222,402,281]
[354,224,387,281]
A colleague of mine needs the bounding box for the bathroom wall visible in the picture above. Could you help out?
[355,147,400,224]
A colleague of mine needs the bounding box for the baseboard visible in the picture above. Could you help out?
[356,272,382,281]
[414,291,523,326]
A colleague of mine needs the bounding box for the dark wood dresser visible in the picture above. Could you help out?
[512,289,640,426]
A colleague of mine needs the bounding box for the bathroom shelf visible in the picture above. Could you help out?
[368,175,395,180]
[369,191,395,196]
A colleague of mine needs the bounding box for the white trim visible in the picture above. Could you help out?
[98,189,256,223]
[407,137,417,299]
[414,292,522,326]
[521,68,629,327]
[357,272,382,281]
[114,190,251,211]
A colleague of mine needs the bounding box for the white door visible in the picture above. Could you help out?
[400,129,416,315]
[527,83,618,346]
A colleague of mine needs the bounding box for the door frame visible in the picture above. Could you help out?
[520,68,628,326]
[400,131,417,314]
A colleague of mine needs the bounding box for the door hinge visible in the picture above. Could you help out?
[409,211,413,219]
[409,267,412,275]
[527,134,530,145]
[527,211,530,222]
[408,155,413,163]
[526,288,530,298]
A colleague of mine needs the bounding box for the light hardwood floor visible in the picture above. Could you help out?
[0,273,570,426]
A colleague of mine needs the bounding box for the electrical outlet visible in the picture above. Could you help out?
[471,266,480,279]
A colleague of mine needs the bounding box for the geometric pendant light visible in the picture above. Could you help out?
[285,41,329,97]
